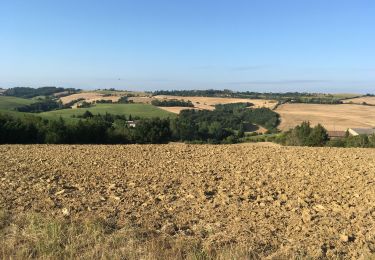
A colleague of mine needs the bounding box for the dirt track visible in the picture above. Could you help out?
[0,144,374,258]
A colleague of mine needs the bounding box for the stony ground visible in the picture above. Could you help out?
[1,144,374,259]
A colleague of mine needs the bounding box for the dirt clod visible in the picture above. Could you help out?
[0,143,374,258]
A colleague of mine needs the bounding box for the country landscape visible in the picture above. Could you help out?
[1,87,375,259]
[2,1,375,259]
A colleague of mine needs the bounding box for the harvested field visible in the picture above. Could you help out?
[344,96,375,105]
[128,96,154,104]
[154,95,277,111]
[277,103,375,131]
[1,144,374,259]
[158,106,196,113]
[60,92,122,104]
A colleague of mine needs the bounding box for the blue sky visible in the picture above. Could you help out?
[1,0,375,93]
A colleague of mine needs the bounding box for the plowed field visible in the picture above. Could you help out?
[1,144,374,258]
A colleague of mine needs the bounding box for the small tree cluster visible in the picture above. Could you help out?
[276,121,329,146]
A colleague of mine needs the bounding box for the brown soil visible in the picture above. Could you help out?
[0,144,374,258]
[277,103,375,131]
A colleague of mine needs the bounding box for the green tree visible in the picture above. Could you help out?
[306,124,329,146]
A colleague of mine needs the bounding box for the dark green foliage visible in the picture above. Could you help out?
[81,110,94,118]
[15,99,63,113]
[278,122,329,146]
[214,102,253,111]
[171,106,279,143]
[276,122,375,148]
[95,99,113,104]
[4,87,79,98]
[0,114,45,143]
[327,134,375,148]
[151,99,194,107]
[306,124,329,146]
[118,96,132,103]
[0,112,170,144]
[132,118,172,143]
[0,104,279,144]
[289,97,343,104]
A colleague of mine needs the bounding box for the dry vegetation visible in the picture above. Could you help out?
[154,95,277,112]
[277,103,375,131]
[344,96,375,105]
[157,106,196,114]
[1,144,374,259]
[60,92,122,104]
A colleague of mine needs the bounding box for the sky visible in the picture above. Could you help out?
[1,0,375,93]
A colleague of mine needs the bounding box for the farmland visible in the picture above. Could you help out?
[153,95,277,112]
[0,96,35,110]
[276,103,375,131]
[60,92,122,104]
[39,103,176,120]
[1,144,374,259]
[343,96,375,105]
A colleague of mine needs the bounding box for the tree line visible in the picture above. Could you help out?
[152,89,350,104]
[274,121,375,148]
[4,87,79,98]
[151,99,194,107]
[0,105,279,144]
[0,113,171,144]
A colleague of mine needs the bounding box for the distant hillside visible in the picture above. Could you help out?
[153,89,361,104]
[4,86,80,98]
[0,96,35,110]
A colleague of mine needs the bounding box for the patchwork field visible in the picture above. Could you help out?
[1,144,374,259]
[277,103,375,131]
[154,95,277,111]
[39,103,176,120]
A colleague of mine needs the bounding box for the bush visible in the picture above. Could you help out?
[151,99,194,107]
[279,122,329,147]
[15,99,63,113]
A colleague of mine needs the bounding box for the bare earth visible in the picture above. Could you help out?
[344,96,375,105]
[277,103,375,131]
[154,95,277,111]
[1,144,374,258]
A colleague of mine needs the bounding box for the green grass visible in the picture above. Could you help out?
[39,103,176,120]
[0,96,35,110]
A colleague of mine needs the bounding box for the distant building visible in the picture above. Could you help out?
[348,128,375,136]
[126,121,136,128]
[327,131,347,139]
